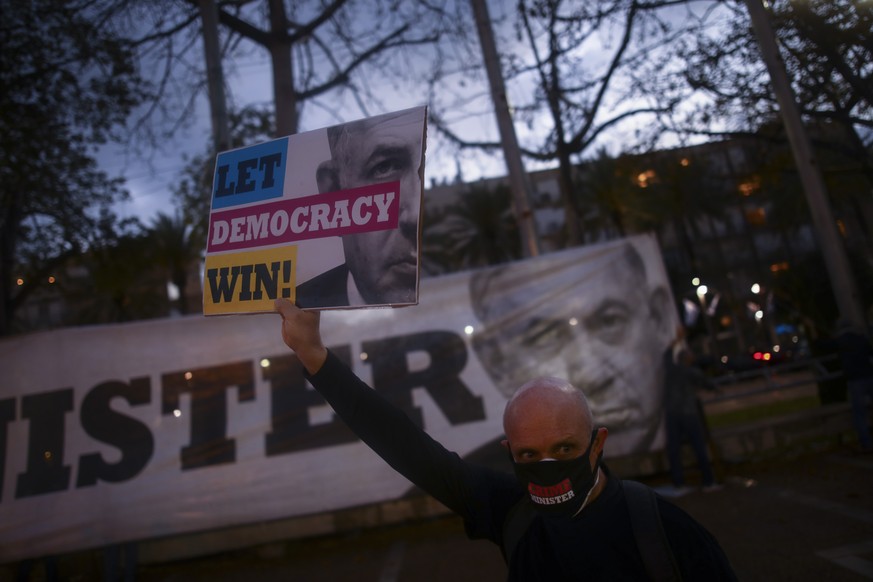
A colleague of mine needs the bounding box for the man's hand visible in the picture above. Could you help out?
[274,299,328,374]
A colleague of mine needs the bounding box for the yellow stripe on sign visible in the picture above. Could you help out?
[203,246,298,315]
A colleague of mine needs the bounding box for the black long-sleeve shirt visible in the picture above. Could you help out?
[308,350,736,581]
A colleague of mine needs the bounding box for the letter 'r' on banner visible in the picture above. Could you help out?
[203,246,298,315]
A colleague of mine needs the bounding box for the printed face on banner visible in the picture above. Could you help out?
[203,107,426,315]
[469,241,675,454]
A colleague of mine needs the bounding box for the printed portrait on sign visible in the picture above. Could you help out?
[296,108,425,309]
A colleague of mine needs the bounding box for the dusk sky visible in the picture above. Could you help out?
[103,0,716,226]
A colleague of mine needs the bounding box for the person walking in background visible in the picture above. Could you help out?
[833,320,873,453]
[662,328,721,497]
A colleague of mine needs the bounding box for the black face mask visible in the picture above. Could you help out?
[512,430,601,517]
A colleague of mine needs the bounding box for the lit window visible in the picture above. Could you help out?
[738,176,760,196]
[636,170,656,188]
[744,207,766,226]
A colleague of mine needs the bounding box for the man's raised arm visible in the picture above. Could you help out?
[274,299,328,374]
[270,298,495,519]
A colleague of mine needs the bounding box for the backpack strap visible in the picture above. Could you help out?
[501,496,536,564]
[623,480,683,582]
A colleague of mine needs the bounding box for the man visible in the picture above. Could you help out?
[662,334,721,496]
[295,108,424,308]
[274,298,736,580]
[832,320,873,452]
[469,240,675,456]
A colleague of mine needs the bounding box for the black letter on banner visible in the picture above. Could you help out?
[162,362,254,470]
[77,378,154,487]
[264,346,357,455]
[364,332,484,427]
[15,389,73,498]
[0,398,15,502]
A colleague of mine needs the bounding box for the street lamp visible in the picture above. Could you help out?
[696,283,715,355]
[750,282,778,350]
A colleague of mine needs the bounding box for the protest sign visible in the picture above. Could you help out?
[1,234,676,562]
[203,106,427,315]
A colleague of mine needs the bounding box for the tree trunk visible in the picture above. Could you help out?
[268,0,298,136]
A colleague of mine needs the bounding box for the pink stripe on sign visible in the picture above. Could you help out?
[207,181,400,253]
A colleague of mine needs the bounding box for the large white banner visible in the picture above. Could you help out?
[0,234,676,562]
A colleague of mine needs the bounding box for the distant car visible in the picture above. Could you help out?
[712,348,789,374]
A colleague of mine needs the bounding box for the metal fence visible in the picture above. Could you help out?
[704,353,844,406]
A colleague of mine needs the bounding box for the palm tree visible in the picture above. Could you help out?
[149,212,204,315]
[66,229,167,325]
[430,183,522,272]
[577,149,634,242]
[421,205,460,276]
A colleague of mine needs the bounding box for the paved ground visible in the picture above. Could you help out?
[125,443,873,582]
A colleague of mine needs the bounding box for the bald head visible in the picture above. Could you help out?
[504,377,592,431]
[503,377,597,463]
